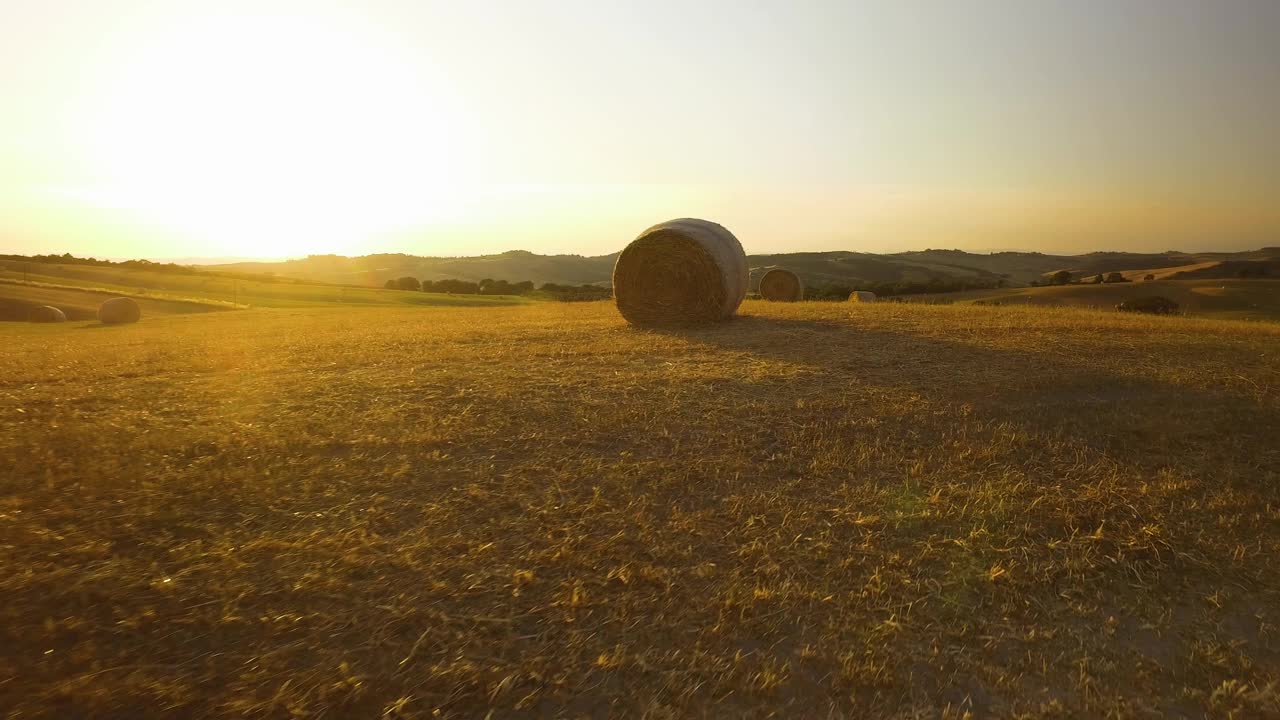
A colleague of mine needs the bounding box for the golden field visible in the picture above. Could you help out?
[2,301,1279,718]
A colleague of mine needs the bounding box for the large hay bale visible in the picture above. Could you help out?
[98,297,141,324]
[28,305,67,323]
[848,291,878,303]
[758,268,804,302]
[612,218,748,326]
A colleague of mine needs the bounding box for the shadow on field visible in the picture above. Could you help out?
[655,314,1280,478]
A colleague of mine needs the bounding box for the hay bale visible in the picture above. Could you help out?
[98,297,141,324]
[758,268,803,302]
[849,291,878,303]
[612,218,748,326]
[28,305,66,323]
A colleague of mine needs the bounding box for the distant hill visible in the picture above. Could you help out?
[214,251,619,288]
[206,246,1279,289]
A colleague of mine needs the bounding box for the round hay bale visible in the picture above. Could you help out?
[848,291,878,303]
[98,297,141,324]
[29,305,67,323]
[758,268,804,302]
[612,218,748,326]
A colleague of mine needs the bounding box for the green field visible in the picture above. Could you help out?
[0,260,531,315]
[902,278,1280,322]
[2,300,1278,718]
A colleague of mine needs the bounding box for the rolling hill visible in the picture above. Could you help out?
[902,278,1280,322]
[3,247,1276,324]
[0,281,232,322]
[0,259,532,322]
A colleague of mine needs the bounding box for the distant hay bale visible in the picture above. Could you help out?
[758,268,804,302]
[848,291,878,303]
[98,297,141,325]
[612,218,748,326]
[28,305,66,323]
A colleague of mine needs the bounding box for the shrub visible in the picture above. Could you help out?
[1104,272,1128,283]
[539,283,612,302]
[1116,296,1179,315]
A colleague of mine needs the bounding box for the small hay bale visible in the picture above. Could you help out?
[849,291,878,303]
[758,268,804,302]
[612,218,748,326]
[98,297,141,324]
[29,305,67,323]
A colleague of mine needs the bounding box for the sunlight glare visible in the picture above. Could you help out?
[76,9,472,256]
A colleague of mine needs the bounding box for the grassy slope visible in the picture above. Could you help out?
[903,278,1280,322]
[0,262,532,312]
[0,281,232,322]
[2,302,1279,718]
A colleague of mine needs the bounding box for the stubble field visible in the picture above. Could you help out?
[2,301,1279,718]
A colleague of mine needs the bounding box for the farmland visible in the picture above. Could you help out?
[902,278,1280,322]
[2,300,1279,718]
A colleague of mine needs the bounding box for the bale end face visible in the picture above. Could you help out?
[759,268,804,302]
[29,305,67,323]
[98,297,142,324]
[612,219,748,327]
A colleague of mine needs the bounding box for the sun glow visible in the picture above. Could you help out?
[72,9,472,257]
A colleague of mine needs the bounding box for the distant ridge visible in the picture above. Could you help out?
[200,247,1280,289]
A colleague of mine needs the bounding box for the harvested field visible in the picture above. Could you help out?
[2,301,1279,718]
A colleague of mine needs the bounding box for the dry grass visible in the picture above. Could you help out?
[2,301,1279,718]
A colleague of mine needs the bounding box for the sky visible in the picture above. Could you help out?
[2,0,1278,259]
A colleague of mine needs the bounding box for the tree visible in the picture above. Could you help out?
[434,279,480,294]
[394,276,421,291]
[1104,272,1127,283]
[480,279,513,295]
[1050,270,1072,285]
[383,279,396,289]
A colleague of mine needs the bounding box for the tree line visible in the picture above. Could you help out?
[1031,271,1130,286]
[2,253,198,274]
[384,276,611,301]
[802,276,1006,300]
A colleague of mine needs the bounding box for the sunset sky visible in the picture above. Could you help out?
[2,0,1278,259]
